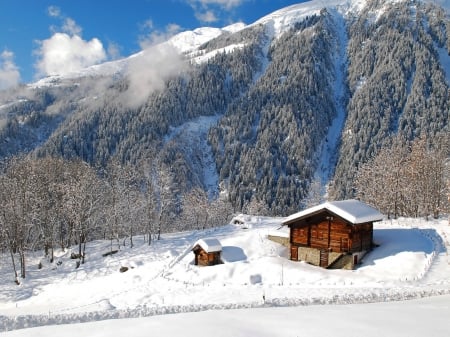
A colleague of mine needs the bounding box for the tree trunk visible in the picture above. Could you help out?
[157,214,162,240]
[78,235,82,258]
[8,247,20,285]
[19,249,26,279]
[148,226,152,246]
[82,240,87,264]
[130,226,134,248]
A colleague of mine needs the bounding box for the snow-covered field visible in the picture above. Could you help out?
[1,215,450,335]
[3,295,450,337]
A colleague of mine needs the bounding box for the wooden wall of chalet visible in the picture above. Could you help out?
[289,213,373,255]
[193,246,222,266]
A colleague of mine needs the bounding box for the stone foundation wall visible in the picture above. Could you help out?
[295,246,356,269]
[297,247,320,266]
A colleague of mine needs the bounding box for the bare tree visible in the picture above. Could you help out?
[355,137,409,218]
[31,157,67,263]
[244,195,268,217]
[208,195,234,228]
[182,187,209,230]
[155,161,177,239]
[105,160,141,249]
[64,160,104,266]
[0,170,21,284]
[0,156,36,280]
[356,134,449,219]
[137,156,158,245]
[104,159,128,252]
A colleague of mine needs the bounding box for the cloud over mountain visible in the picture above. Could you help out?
[123,43,188,108]
[34,33,107,78]
[0,49,21,90]
[33,8,107,78]
[187,0,246,23]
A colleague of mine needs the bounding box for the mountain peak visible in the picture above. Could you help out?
[27,0,449,88]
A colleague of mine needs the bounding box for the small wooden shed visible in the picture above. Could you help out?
[283,200,383,269]
[192,238,222,266]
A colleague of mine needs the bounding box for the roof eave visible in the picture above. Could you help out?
[283,200,384,226]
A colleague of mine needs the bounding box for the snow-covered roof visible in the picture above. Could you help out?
[193,238,222,253]
[283,199,384,225]
[268,225,290,238]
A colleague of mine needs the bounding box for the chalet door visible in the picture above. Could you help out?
[290,246,298,261]
[341,238,349,252]
[320,249,329,268]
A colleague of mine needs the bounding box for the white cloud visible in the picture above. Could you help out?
[123,44,187,108]
[139,21,182,49]
[34,33,106,77]
[0,49,21,90]
[35,12,107,78]
[195,10,218,23]
[47,6,81,35]
[187,0,246,23]
[47,5,61,17]
[166,23,183,36]
[123,21,187,107]
[107,41,122,60]
[62,18,82,36]
[141,19,154,31]
[190,0,245,10]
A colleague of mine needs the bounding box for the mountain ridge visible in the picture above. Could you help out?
[23,0,450,89]
[23,0,383,88]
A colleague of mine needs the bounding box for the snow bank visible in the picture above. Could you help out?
[2,286,449,332]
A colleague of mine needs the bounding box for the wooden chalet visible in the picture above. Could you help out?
[192,238,223,266]
[283,200,383,269]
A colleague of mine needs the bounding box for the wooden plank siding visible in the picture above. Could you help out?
[193,246,222,266]
[284,200,382,269]
[289,213,373,254]
[350,223,373,252]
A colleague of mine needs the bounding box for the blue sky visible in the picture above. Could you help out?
[0,0,307,87]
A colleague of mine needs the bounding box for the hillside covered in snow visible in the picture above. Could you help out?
[1,215,450,334]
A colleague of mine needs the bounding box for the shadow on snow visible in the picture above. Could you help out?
[362,228,445,266]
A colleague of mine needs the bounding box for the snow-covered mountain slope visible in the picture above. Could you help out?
[24,0,450,88]
[163,115,220,198]
[253,0,354,37]
[0,216,449,332]
[1,0,449,213]
[169,23,247,54]
[20,1,379,88]
[29,23,247,89]
[27,1,343,87]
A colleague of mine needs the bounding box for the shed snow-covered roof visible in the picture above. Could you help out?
[193,238,222,253]
[283,199,384,225]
